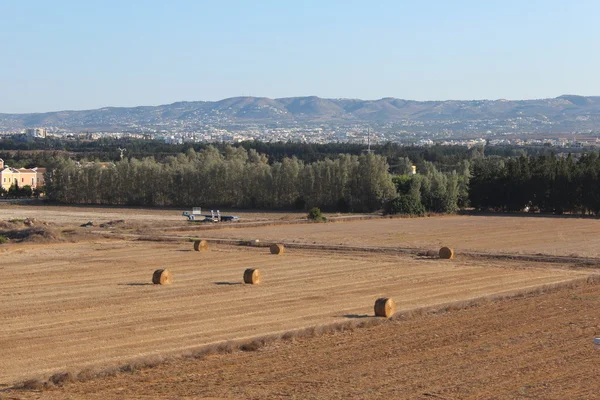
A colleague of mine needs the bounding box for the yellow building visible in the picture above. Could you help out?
[0,159,46,191]
[33,167,46,187]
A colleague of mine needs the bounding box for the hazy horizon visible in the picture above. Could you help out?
[1,93,597,115]
[2,0,599,113]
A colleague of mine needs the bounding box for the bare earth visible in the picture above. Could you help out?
[1,240,587,385]
[0,204,307,225]
[4,204,600,257]
[10,281,600,400]
[1,204,600,398]
[185,215,600,258]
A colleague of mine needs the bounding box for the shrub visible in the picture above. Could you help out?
[0,235,8,244]
[307,207,327,222]
[384,195,426,216]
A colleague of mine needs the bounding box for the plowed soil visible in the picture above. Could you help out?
[0,240,588,386]
[6,280,600,399]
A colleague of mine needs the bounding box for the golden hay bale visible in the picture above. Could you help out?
[152,269,172,285]
[193,239,209,252]
[270,243,285,255]
[439,247,455,259]
[374,297,396,318]
[243,268,261,284]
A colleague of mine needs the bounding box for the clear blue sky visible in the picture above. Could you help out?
[1,0,598,113]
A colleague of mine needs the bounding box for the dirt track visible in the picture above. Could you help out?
[0,204,306,225]
[0,240,588,385]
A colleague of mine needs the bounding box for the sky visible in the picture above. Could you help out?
[1,0,599,113]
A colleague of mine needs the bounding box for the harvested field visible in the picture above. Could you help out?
[3,205,600,259]
[12,280,600,399]
[0,204,308,227]
[0,240,589,385]
[176,214,600,258]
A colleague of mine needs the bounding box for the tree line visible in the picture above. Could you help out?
[469,153,600,215]
[33,142,600,216]
[1,137,573,171]
[384,159,470,216]
[390,152,600,216]
[44,146,397,212]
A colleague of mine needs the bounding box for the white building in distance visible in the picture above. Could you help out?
[25,128,47,138]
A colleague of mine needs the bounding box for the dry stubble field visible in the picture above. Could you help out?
[14,280,600,400]
[6,204,600,258]
[1,204,600,398]
[0,204,306,226]
[180,214,600,258]
[2,240,587,386]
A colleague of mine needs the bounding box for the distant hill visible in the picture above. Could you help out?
[3,95,600,132]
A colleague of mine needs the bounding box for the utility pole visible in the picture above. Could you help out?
[364,127,373,153]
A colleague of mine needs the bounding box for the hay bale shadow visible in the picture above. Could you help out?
[343,314,371,319]
[213,281,242,286]
[119,283,154,286]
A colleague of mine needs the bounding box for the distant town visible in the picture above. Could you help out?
[2,125,600,150]
[3,95,600,149]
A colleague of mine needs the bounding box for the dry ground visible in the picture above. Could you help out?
[0,240,589,386]
[0,204,308,227]
[2,205,600,398]
[3,204,600,258]
[177,214,600,258]
[5,280,600,399]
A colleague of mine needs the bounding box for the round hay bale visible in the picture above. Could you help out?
[248,239,260,246]
[374,297,396,318]
[270,243,285,255]
[152,269,172,285]
[193,239,209,252]
[439,247,455,260]
[243,268,261,284]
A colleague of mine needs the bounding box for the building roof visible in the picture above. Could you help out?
[0,165,46,174]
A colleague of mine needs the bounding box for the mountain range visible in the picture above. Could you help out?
[2,95,600,132]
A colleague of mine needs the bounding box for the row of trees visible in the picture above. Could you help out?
[44,146,396,212]
[40,143,600,216]
[385,160,470,215]
[2,137,573,170]
[387,152,600,217]
[469,153,600,215]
